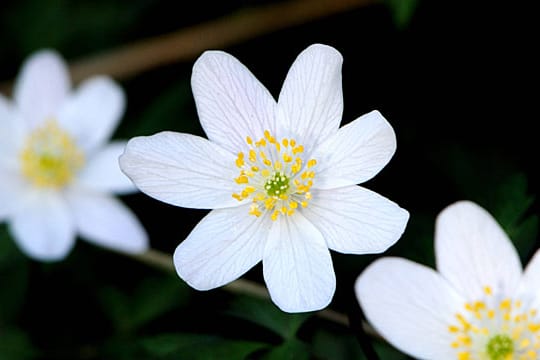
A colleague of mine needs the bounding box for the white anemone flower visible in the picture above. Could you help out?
[0,50,148,261]
[120,44,409,313]
[356,201,540,359]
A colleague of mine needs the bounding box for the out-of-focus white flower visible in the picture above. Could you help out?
[356,201,540,360]
[0,50,148,261]
[120,44,408,312]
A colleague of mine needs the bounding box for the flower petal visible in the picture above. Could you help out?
[191,51,276,153]
[355,257,463,360]
[9,190,75,261]
[58,76,125,153]
[174,206,269,290]
[119,132,239,209]
[0,95,26,169]
[0,170,26,220]
[263,212,335,312]
[77,141,136,194]
[312,110,397,189]
[276,44,343,150]
[66,190,148,254]
[517,249,540,307]
[435,201,522,300]
[302,186,409,254]
[13,50,70,127]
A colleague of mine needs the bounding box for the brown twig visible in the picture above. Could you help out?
[70,0,375,82]
[130,247,382,340]
[0,0,375,93]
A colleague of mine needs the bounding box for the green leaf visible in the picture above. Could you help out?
[489,173,534,227]
[2,0,151,55]
[0,225,29,322]
[117,80,198,138]
[0,328,38,360]
[310,328,367,360]
[510,215,539,262]
[140,333,268,360]
[0,223,14,266]
[261,338,311,360]
[486,173,538,261]
[383,0,419,29]
[386,212,435,267]
[373,340,408,359]
[100,274,190,333]
[225,295,311,340]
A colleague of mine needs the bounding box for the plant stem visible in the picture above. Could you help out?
[0,0,375,93]
[129,247,382,339]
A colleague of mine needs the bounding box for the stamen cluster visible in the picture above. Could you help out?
[232,130,316,221]
[449,286,540,360]
[20,120,84,188]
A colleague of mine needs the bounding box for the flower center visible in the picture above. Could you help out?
[264,172,290,197]
[20,120,84,188]
[232,130,316,221]
[486,334,514,360]
[448,286,540,360]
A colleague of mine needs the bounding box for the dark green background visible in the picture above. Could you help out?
[0,1,538,359]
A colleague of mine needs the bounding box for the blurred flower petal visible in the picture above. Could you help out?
[58,76,125,153]
[435,200,522,300]
[66,190,148,254]
[356,257,461,360]
[10,190,75,261]
[13,50,70,128]
[77,141,135,194]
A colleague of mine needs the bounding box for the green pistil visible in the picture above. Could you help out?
[486,334,514,360]
[264,172,290,196]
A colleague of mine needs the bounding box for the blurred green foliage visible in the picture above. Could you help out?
[1,0,538,359]
[383,0,419,29]
[140,334,268,360]
[225,295,311,340]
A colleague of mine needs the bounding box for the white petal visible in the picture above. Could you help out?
[10,190,75,261]
[435,201,522,300]
[521,249,540,292]
[13,50,70,127]
[58,76,125,153]
[355,257,463,360]
[119,132,239,209]
[312,110,397,189]
[191,51,276,154]
[0,95,26,170]
[302,186,409,254]
[276,44,343,150]
[518,249,540,307]
[0,170,27,220]
[174,206,269,290]
[263,212,335,313]
[66,190,148,254]
[77,141,136,194]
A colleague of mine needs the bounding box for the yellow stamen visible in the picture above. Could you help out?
[231,130,317,221]
[448,286,540,359]
[20,120,84,188]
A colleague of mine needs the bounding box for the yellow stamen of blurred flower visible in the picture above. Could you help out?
[20,120,84,188]
[448,285,540,359]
